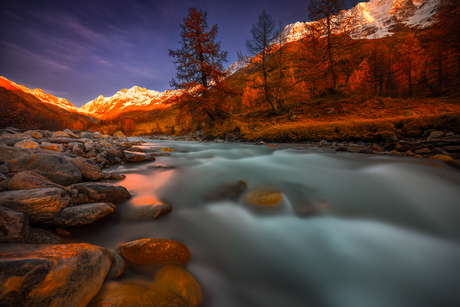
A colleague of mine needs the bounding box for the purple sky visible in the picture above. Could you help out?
[0,0,361,107]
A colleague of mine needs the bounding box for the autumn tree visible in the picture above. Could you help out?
[169,7,228,123]
[245,10,280,114]
[123,118,137,135]
[308,0,352,93]
[397,34,425,97]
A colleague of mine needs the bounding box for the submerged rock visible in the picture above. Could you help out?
[119,238,191,265]
[6,153,82,186]
[0,188,69,223]
[69,182,130,203]
[206,179,248,201]
[87,281,186,307]
[39,203,116,228]
[126,202,172,221]
[0,206,30,243]
[124,151,156,162]
[153,265,203,307]
[0,243,112,307]
[107,249,126,279]
[241,186,283,207]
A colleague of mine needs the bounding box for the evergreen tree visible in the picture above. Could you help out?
[169,7,228,121]
[246,10,280,114]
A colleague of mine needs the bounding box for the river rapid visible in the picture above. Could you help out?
[75,138,460,307]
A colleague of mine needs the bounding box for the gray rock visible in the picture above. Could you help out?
[107,249,126,279]
[105,146,123,158]
[444,145,460,152]
[0,206,30,243]
[69,182,130,203]
[428,131,444,140]
[69,193,90,206]
[206,180,248,201]
[0,134,30,146]
[67,156,104,181]
[24,130,44,139]
[86,148,99,158]
[0,188,70,223]
[432,147,449,155]
[84,140,95,151]
[63,129,79,138]
[96,151,118,164]
[52,131,70,138]
[0,243,112,307]
[81,132,95,139]
[48,137,80,144]
[39,203,116,228]
[4,127,22,133]
[22,227,63,244]
[0,164,9,174]
[68,142,85,152]
[415,148,431,155]
[0,179,10,192]
[6,153,82,186]
[0,145,28,163]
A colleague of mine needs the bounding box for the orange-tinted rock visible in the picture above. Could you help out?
[154,265,203,307]
[119,238,191,265]
[430,155,453,161]
[160,147,174,152]
[0,206,30,243]
[39,203,116,228]
[0,145,28,163]
[124,151,156,162]
[8,171,67,191]
[0,243,112,307]
[13,139,40,150]
[0,188,69,223]
[414,147,431,154]
[126,202,172,221]
[40,141,64,152]
[67,156,104,181]
[87,281,186,307]
[241,187,283,207]
[68,182,130,203]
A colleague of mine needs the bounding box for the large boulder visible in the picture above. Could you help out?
[6,153,82,186]
[119,238,191,265]
[67,157,104,181]
[241,186,283,207]
[0,243,112,307]
[39,203,116,228]
[0,206,30,243]
[68,182,130,203]
[0,145,28,163]
[87,281,186,307]
[153,265,203,307]
[124,151,156,162]
[8,171,68,191]
[0,188,69,223]
[206,180,248,201]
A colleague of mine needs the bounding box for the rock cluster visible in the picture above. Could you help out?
[1,127,199,307]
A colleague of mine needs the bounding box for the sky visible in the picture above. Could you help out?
[0,0,361,107]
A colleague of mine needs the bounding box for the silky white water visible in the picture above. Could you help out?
[75,139,460,307]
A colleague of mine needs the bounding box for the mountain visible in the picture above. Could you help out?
[0,76,78,113]
[80,86,182,119]
[0,76,95,130]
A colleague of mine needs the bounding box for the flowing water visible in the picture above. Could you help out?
[75,139,460,307]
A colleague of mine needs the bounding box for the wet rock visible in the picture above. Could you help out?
[96,151,118,164]
[406,150,416,156]
[0,188,69,223]
[87,281,186,307]
[6,153,82,185]
[69,193,90,206]
[48,137,81,144]
[4,127,22,134]
[160,147,174,152]
[428,131,444,140]
[124,151,156,162]
[69,182,130,203]
[206,180,248,201]
[446,160,460,171]
[105,146,123,158]
[129,147,144,152]
[107,249,126,279]
[84,140,95,151]
[81,132,95,139]
[0,179,9,192]
[8,171,67,191]
[119,238,191,265]
[110,173,126,180]
[430,155,453,161]
[432,147,449,155]
[67,156,104,181]
[336,147,348,152]
[0,172,8,182]
[414,148,431,155]
[296,198,332,216]
[14,139,40,150]
[0,145,28,163]
[390,150,402,156]
[241,186,283,207]
[0,206,30,243]
[113,131,127,140]
[39,203,116,228]
[153,265,203,307]
[40,141,64,152]
[126,202,172,221]
[0,243,112,307]
[395,143,410,152]
[22,227,63,244]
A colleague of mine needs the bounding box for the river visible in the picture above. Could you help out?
[74,139,460,307]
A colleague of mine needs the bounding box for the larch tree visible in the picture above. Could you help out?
[246,10,280,114]
[308,0,351,93]
[397,34,425,98]
[169,7,228,123]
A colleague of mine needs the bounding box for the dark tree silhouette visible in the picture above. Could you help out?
[246,10,280,114]
[169,7,228,121]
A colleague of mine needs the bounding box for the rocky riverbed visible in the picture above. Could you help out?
[0,127,201,307]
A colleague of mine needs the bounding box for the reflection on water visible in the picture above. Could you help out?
[75,139,460,307]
